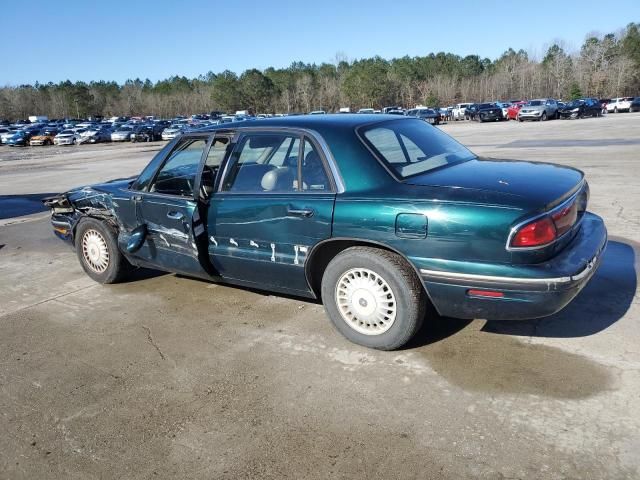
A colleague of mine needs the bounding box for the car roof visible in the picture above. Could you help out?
[199,113,409,134]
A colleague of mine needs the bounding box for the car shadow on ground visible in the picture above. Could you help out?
[0,193,59,219]
[482,238,637,338]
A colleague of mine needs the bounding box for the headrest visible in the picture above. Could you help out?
[261,168,291,191]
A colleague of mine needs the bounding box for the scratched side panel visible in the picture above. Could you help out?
[207,194,334,292]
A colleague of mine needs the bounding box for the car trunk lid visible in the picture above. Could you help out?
[405,157,584,212]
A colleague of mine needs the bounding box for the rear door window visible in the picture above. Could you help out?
[221,133,301,193]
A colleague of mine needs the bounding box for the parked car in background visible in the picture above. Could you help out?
[54,129,86,145]
[131,125,160,142]
[518,98,559,121]
[558,98,602,119]
[438,107,452,122]
[309,110,326,115]
[452,103,472,120]
[506,101,526,120]
[598,99,611,114]
[111,126,134,142]
[606,97,634,113]
[5,130,31,146]
[29,128,59,146]
[629,97,640,112]
[474,103,504,122]
[161,124,186,140]
[79,126,112,144]
[0,126,17,144]
[358,108,375,114]
[406,108,440,125]
[464,104,480,120]
[495,102,511,118]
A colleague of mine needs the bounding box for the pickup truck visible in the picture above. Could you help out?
[452,103,472,120]
[43,115,606,350]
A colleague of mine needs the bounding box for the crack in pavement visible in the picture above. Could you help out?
[142,325,166,361]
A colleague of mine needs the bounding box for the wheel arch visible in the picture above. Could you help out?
[304,237,437,311]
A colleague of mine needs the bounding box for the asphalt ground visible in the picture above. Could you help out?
[0,114,639,479]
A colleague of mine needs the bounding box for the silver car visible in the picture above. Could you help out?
[54,129,86,145]
[161,124,185,141]
[111,126,134,142]
[518,98,559,121]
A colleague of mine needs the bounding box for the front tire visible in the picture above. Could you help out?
[75,218,132,284]
[321,247,426,350]
[541,111,547,121]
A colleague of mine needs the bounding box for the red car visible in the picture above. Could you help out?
[506,101,527,120]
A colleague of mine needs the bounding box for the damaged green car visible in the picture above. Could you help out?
[44,115,606,350]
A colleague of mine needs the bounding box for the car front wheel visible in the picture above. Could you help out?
[75,218,132,284]
[321,247,426,350]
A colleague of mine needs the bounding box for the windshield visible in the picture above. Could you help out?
[60,130,73,135]
[479,103,494,109]
[527,100,543,106]
[360,119,476,179]
[118,126,133,132]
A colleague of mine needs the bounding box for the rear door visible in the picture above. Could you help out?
[208,130,337,294]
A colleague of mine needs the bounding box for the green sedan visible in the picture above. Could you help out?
[43,115,606,350]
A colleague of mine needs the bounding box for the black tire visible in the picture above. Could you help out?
[541,111,547,121]
[518,117,523,122]
[321,247,426,350]
[614,107,618,113]
[75,218,132,284]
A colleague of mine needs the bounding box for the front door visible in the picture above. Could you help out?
[208,131,336,294]
[131,135,210,277]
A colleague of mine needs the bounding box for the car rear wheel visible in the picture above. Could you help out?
[76,218,132,284]
[321,247,426,350]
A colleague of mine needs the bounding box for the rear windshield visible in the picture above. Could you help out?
[359,119,476,179]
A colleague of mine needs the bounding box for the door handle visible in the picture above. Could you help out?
[167,211,185,221]
[287,207,314,218]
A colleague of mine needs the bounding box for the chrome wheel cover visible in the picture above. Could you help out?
[335,267,397,335]
[81,229,110,273]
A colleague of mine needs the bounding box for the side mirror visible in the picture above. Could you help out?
[126,224,147,253]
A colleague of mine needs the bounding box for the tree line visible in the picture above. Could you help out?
[1,23,639,120]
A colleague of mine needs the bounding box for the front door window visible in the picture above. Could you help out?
[150,138,207,197]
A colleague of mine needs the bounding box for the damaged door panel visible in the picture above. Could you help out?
[208,132,335,294]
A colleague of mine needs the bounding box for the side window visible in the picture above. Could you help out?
[222,134,300,192]
[205,137,229,169]
[200,136,229,199]
[150,137,206,196]
[301,139,330,191]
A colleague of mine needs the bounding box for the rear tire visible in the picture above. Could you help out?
[321,247,426,350]
[75,218,132,284]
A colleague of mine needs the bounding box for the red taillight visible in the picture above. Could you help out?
[551,201,578,236]
[511,216,557,247]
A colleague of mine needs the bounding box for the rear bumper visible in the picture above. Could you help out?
[420,212,607,320]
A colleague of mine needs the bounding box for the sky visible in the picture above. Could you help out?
[2,0,639,86]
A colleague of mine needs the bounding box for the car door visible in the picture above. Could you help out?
[130,134,211,277]
[207,130,337,295]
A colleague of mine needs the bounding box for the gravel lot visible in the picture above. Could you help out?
[1,114,639,479]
